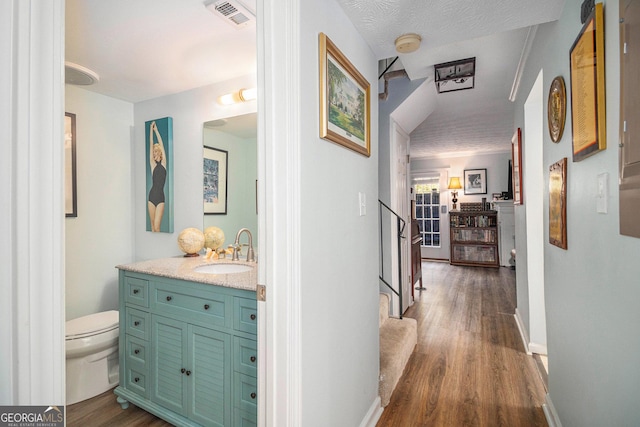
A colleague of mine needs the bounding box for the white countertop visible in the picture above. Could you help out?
[117,255,258,292]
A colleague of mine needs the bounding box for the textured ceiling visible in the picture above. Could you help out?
[337,0,566,159]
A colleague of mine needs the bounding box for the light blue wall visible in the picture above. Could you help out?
[202,129,258,249]
[514,1,640,425]
[65,85,134,320]
[132,75,256,261]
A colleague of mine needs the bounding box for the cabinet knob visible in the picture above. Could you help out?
[204,304,210,310]
[250,314,256,320]
[185,370,191,376]
[134,349,140,355]
[166,296,172,301]
[134,321,140,326]
[133,289,139,294]
[181,368,186,374]
[250,356,256,363]
[134,377,140,383]
[250,392,257,399]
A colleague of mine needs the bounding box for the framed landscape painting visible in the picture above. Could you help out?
[319,32,370,157]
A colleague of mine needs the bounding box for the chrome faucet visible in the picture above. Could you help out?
[232,228,255,262]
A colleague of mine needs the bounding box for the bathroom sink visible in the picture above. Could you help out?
[194,263,253,275]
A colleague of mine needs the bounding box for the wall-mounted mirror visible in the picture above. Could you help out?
[203,112,258,251]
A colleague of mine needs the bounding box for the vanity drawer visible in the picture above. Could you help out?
[124,276,149,308]
[234,297,257,334]
[125,334,149,369]
[153,284,229,327]
[125,366,148,398]
[234,337,257,377]
[125,307,150,340]
[234,373,257,415]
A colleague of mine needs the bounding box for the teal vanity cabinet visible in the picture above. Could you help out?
[115,270,257,427]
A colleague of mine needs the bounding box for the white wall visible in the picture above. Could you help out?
[202,129,258,249]
[411,152,511,261]
[296,1,380,424]
[64,85,134,320]
[133,74,256,261]
[514,0,640,425]
[412,151,513,205]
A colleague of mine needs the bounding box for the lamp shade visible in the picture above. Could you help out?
[448,177,462,190]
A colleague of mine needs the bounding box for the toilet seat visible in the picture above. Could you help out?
[66,310,119,340]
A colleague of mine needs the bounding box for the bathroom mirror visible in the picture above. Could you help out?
[203,113,258,251]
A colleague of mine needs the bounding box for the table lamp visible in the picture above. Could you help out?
[448,177,462,210]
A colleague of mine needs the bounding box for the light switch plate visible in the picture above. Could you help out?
[597,172,608,214]
[359,192,366,216]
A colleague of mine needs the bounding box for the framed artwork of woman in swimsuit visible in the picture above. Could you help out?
[145,117,173,233]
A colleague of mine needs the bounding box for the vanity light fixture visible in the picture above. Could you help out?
[217,87,257,105]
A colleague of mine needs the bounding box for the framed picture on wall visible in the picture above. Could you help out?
[203,146,228,215]
[464,168,487,195]
[145,117,174,233]
[569,2,606,161]
[512,128,523,205]
[65,112,77,217]
[549,157,568,249]
[318,32,371,157]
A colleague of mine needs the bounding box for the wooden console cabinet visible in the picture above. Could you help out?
[449,211,499,268]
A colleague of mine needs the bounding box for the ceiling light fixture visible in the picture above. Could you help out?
[394,33,422,54]
[65,62,100,86]
[434,57,476,93]
[217,88,257,105]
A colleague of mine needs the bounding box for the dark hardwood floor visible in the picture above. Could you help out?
[377,261,547,427]
[66,390,171,427]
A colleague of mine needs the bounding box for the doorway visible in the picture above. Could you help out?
[523,70,547,356]
[390,120,412,314]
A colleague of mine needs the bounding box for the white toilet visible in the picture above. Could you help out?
[65,310,120,405]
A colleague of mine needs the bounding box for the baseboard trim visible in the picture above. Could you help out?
[542,393,563,427]
[528,342,547,355]
[513,309,532,355]
[359,396,383,427]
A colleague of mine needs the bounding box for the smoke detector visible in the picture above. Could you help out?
[395,34,422,54]
[205,0,255,29]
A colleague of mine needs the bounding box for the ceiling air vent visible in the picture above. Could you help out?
[205,0,255,29]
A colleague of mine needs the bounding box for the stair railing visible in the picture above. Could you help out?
[378,199,406,319]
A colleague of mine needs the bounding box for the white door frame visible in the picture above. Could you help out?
[390,120,412,314]
[524,70,547,355]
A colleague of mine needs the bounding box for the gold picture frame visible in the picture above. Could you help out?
[319,32,371,157]
[512,128,523,205]
[549,158,568,249]
[569,2,606,161]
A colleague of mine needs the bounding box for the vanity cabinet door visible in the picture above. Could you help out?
[150,315,187,414]
[187,324,231,427]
